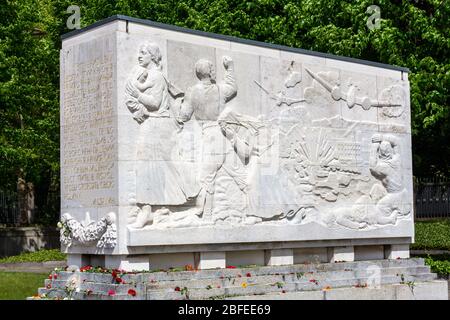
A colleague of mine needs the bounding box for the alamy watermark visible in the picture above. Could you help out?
[366,5,381,31]
[66,5,81,30]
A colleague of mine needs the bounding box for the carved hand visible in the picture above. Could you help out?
[220,123,236,140]
[275,92,287,106]
[251,145,261,157]
[223,56,233,70]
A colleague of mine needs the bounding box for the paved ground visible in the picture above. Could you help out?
[0,261,66,273]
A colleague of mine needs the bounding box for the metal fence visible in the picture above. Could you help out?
[414,177,450,220]
[0,189,59,225]
[0,190,20,224]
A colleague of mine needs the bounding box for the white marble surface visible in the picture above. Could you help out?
[60,19,413,256]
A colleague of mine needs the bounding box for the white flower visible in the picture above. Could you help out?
[57,222,63,229]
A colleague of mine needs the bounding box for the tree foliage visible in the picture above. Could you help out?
[0,0,449,211]
[0,0,60,199]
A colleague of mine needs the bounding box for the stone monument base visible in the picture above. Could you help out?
[31,258,447,300]
[63,242,412,272]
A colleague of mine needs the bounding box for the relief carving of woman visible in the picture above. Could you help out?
[125,42,188,227]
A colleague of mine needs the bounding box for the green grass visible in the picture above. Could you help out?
[0,272,48,300]
[0,249,66,264]
[412,219,450,251]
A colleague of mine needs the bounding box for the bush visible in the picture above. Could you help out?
[412,220,450,250]
[424,255,450,278]
[0,249,66,264]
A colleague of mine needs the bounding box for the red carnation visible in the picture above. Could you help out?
[115,277,123,284]
[128,289,137,297]
[80,265,92,272]
[108,290,115,296]
[48,274,53,280]
[174,287,181,292]
[53,274,58,279]
[246,272,252,277]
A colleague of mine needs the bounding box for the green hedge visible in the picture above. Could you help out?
[0,249,66,264]
[424,255,450,277]
[412,220,450,251]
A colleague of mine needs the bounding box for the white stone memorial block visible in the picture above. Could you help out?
[60,16,413,270]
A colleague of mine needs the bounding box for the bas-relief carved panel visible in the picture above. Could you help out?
[60,26,413,249]
[118,38,412,236]
[61,34,117,212]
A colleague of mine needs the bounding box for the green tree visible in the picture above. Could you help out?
[0,0,61,223]
[0,1,448,225]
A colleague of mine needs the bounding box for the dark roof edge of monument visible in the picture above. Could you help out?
[61,15,410,73]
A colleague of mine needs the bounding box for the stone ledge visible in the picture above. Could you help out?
[127,222,413,248]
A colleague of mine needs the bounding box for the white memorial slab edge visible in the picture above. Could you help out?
[60,16,414,270]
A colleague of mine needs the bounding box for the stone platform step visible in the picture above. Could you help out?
[144,266,431,290]
[31,258,447,300]
[38,270,436,300]
[44,265,431,289]
[228,280,449,300]
[51,258,427,283]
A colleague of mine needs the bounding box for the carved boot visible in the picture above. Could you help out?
[129,205,153,229]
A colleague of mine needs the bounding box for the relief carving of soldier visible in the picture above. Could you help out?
[176,56,239,218]
[327,133,410,229]
[369,133,410,220]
